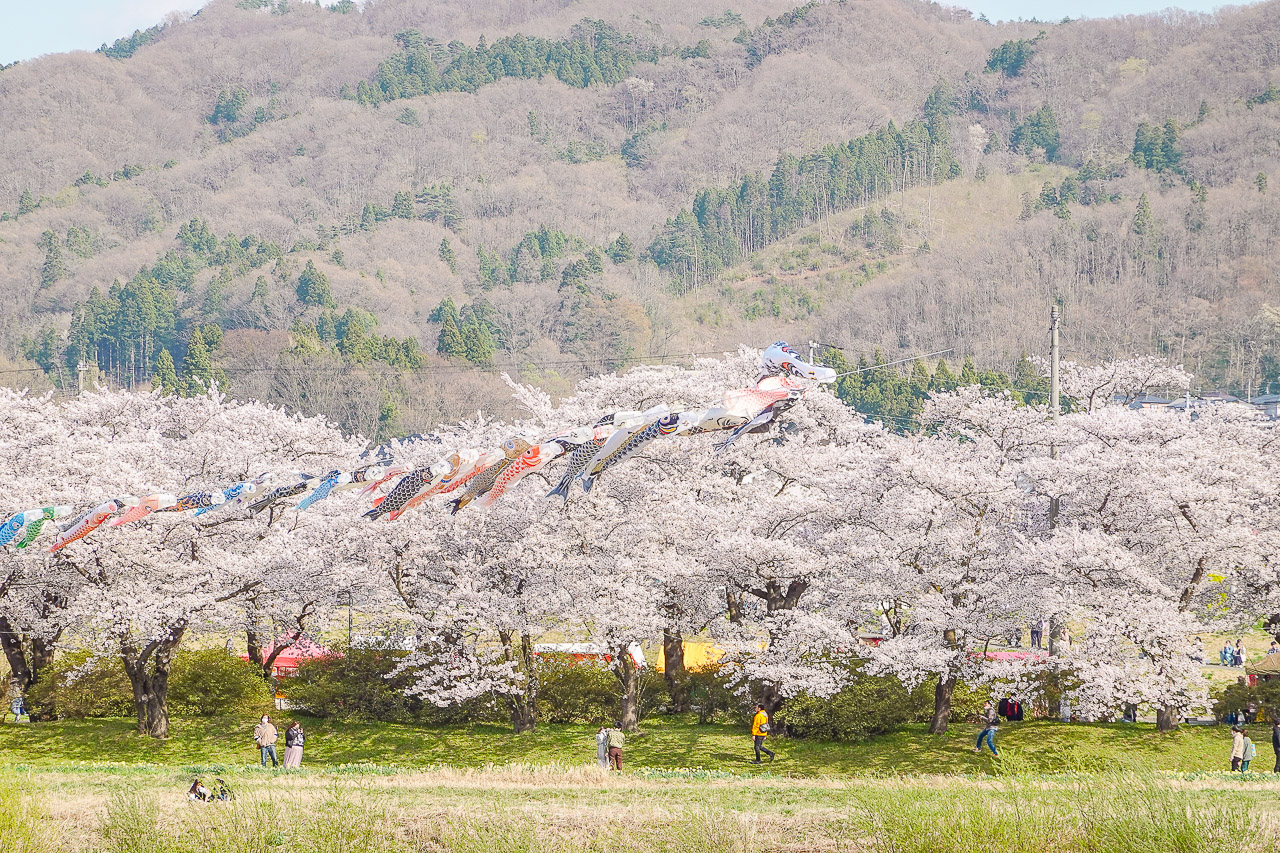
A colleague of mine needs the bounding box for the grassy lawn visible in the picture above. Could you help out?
[0,714,1248,776]
[4,715,1278,852]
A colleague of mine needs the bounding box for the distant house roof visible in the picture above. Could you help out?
[1129,395,1173,408]
[1249,393,1280,405]
[1200,391,1242,403]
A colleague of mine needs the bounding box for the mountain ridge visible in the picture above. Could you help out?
[1,0,1278,435]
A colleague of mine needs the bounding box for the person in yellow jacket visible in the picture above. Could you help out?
[751,703,775,764]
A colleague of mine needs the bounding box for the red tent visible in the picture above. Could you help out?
[240,637,339,679]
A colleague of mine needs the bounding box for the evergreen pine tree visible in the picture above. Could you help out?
[439,238,458,274]
[39,230,66,288]
[931,359,957,392]
[436,312,467,358]
[960,357,980,386]
[178,326,227,395]
[181,328,213,394]
[909,358,931,395]
[1131,193,1154,236]
[392,190,415,219]
[462,313,496,364]
[296,260,336,308]
[316,310,337,343]
[152,348,179,395]
[17,189,36,216]
[606,232,635,263]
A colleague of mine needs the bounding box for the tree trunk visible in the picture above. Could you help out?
[31,636,55,685]
[125,656,149,735]
[499,630,537,733]
[617,645,639,731]
[246,626,270,682]
[929,673,956,735]
[1156,705,1179,732]
[145,634,180,738]
[26,636,57,721]
[662,628,690,713]
[120,624,186,739]
[0,616,31,691]
[760,682,784,717]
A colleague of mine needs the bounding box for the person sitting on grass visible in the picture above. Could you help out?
[188,778,210,801]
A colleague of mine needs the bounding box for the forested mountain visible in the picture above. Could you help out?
[2,0,1278,436]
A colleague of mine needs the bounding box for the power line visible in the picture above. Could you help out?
[217,349,737,377]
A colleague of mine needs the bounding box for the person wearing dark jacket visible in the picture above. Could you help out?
[283,721,305,769]
[1272,719,1280,773]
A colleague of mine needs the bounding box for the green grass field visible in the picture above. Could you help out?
[0,714,1250,775]
[4,716,1279,852]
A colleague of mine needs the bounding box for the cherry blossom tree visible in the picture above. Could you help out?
[1034,395,1280,729]
[846,388,1052,733]
[0,389,360,736]
[6,350,1278,745]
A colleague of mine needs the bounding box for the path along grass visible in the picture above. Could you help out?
[0,716,1244,776]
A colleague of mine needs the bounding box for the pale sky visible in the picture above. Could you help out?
[0,0,1262,65]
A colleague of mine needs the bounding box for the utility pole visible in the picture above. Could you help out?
[1048,305,1061,661]
[1049,305,1060,522]
[808,340,818,364]
[76,361,86,395]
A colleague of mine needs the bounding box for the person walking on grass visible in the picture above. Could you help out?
[974,700,999,756]
[254,714,279,768]
[595,725,610,769]
[606,721,625,771]
[1272,719,1280,773]
[1241,730,1256,772]
[751,703,775,764]
[282,721,305,769]
[1230,725,1245,771]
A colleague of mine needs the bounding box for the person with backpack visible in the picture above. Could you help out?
[606,721,625,771]
[974,700,999,756]
[751,703,775,764]
[1241,730,1257,772]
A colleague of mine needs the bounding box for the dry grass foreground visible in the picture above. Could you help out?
[5,761,1280,853]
